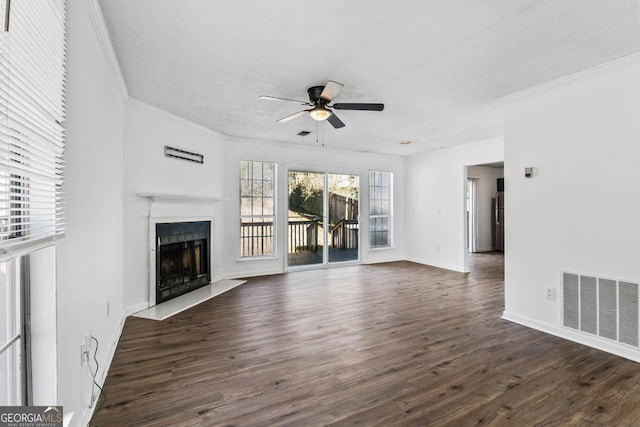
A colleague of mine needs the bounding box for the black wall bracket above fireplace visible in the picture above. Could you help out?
[156,221,211,304]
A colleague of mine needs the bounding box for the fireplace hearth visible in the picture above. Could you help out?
[156,221,211,304]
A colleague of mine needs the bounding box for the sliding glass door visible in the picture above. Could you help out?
[288,171,359,268]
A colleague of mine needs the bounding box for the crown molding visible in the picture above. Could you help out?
[500,52,640,105]
[83,0,129,102]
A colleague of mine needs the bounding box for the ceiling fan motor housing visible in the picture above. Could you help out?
[307,86,326,103]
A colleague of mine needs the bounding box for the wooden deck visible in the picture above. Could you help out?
[93,253,640,426]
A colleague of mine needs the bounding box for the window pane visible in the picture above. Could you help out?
[240,161,250,180]
[372,199,380,216]
[252,162,262,180]
[263,197,274,216]
[380,171,389,187]
[263,181,273,197]
[380,198,390,216]
[263,162,274,180]
[372,171,380,186]
[240,179,251,196]
[252,181,263,197]
[0,259,21,406]
[0,342,21,406]
[241,197,253,216]
[252,197,264,216]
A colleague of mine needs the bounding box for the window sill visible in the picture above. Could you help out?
[237,256,279,262]
[368,246,395,251]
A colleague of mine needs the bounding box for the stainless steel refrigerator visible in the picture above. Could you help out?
[492,178,504,251]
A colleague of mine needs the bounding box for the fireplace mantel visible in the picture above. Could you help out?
[138,192,228,203]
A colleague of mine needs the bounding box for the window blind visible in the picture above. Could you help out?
[0,0,66,256]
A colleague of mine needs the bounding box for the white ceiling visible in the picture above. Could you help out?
[98,0,640,156]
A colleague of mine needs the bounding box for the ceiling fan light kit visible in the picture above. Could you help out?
[261,80,384,129]
[309,106,331,121]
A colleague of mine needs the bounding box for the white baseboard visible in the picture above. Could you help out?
[502,311,640,363]
[80,312,127,427]
[363,256,405,265]
[476,247,494,252]
[215,268,284,280]
[405,256,468,273]
[125,301,149,316]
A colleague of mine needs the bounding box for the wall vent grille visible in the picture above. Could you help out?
[562,272,639,348]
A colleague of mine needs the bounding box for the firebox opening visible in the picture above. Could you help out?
[156,221,211,304]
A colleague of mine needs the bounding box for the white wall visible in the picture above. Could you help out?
[123,100,226,313]
[503,56,640,361]
[405,138,504,272]
[59,0,125,423]
[221,137,407,279]
[467,165,504,252]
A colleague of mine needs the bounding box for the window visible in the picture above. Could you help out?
[0,0,66,405]
[369,171,392,248]
[240,161,276,257]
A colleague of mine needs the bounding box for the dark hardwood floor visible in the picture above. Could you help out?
[93,254,640,426]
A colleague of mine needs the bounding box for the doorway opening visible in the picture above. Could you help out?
[287,171,359,268]
[464,163,504,273]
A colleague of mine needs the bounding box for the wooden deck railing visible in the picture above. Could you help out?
[241,219,322,257]
[330,219,358,249]
[240,221,274,257]
[288,219,319,253]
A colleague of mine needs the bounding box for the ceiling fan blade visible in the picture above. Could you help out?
[320,81,344,102]
[260,95,310,106]
[327,112,345,129]
[277,110,308,123]
[332,103,384,111]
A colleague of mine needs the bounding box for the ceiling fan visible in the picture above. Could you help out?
[259,81,384,129]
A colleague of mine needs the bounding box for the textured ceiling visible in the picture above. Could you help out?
[98,0,640,156]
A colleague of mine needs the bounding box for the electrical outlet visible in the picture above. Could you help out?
[80,342,88,365]
[85,331,92,352]
[545,288,555,300]
[80,329,93,366]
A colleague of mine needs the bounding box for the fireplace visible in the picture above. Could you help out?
[155,221,211,304]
